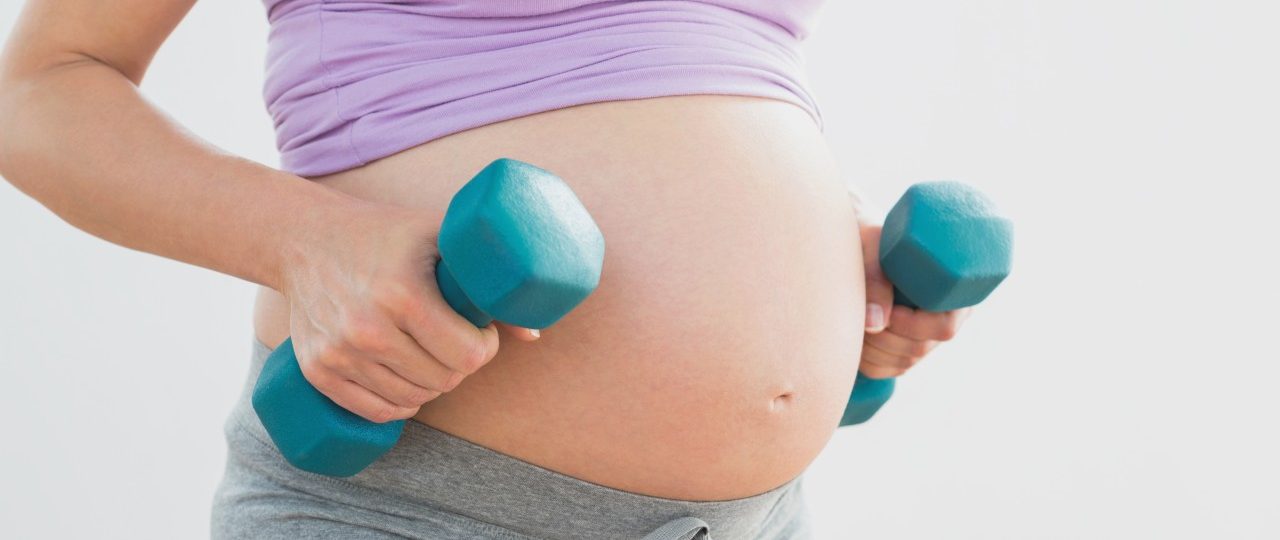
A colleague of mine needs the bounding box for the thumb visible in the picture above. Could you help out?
[859,223,894,333]
[495,322,541,342]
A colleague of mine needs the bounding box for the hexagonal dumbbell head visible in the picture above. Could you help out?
[252,337,405,477]
[879,182,1014,312]
[435,158,606,329]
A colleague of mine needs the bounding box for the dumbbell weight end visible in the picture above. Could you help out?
[252,338,407,477]
[839,374,896,426]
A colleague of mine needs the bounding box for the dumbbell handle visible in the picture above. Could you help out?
[435,260,495,328]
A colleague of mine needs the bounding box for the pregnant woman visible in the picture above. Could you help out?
[0,1,969,538]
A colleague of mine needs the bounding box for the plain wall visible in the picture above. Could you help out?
[1,1,1276,538]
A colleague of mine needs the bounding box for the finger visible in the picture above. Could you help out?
[884,306,972,341]
[859,223,893,333]
[859,343,910,379]
[376,328,467,392]
[496,322,541,342]
[860,340,921,373]
[401,276,501,375]
[332,310,465,393]
[866,329,938,359]
[347,360,442,408]
[300,364,419,423]
[319,338,444,408]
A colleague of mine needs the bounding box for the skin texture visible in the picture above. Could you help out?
[0,0,969,502]
[258,96,865,499]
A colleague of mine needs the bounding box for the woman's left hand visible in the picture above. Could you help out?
[857,223,972,379]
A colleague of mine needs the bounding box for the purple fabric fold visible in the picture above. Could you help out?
[261,0,825,176]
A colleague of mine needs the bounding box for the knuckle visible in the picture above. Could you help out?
[344,317,389,352]
[299,361,335,392]
[374,280,414,312]
[367,406,393,423]
[907,340,933,358]
[457,337,493,374]
[399,289,430,318]
[405,386,436,406]
[484,333,500,361]
[935,324,959,341]
[440,370,465,392]
[312,341,350,372]
[307,336,335,358]
[324,350,356,374]
[409,360,455,393]
[367,404,402,424]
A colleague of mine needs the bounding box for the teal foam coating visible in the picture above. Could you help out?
[839,373,896,426]
[252,338,405,477]
[840,182,1013,427]
[438,158,606,329]
[878,182,1014,312]
[435,260,494,328]
[252,158,605,476]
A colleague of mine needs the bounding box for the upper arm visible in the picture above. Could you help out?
[0,0,197,84]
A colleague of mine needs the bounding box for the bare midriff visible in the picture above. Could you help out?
[254,95,866,501]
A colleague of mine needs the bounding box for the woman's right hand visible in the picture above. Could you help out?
[277,198,538,423]
[0,0,535,425]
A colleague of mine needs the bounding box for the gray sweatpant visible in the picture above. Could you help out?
[211,339,812,539]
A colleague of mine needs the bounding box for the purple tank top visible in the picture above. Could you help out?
[261,0,825,176]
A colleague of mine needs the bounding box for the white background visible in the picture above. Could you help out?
[1,1,1277,538]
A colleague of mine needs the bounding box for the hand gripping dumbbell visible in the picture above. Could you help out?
[252,158,606,477]
[840,182,1014,426]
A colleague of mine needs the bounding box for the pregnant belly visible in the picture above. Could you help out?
[254,95,866,501]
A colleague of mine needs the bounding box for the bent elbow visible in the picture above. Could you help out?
[0,81,23,181]
[0,78,35,184]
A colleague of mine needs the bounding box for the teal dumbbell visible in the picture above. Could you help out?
[839,182,1013,426]
[252,158,606,476]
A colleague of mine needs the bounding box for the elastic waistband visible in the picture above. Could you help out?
[226,338,806,539]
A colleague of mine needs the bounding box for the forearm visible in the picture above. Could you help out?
[0,57,354,290]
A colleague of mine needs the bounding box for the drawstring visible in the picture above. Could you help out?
[641,516,711,540]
